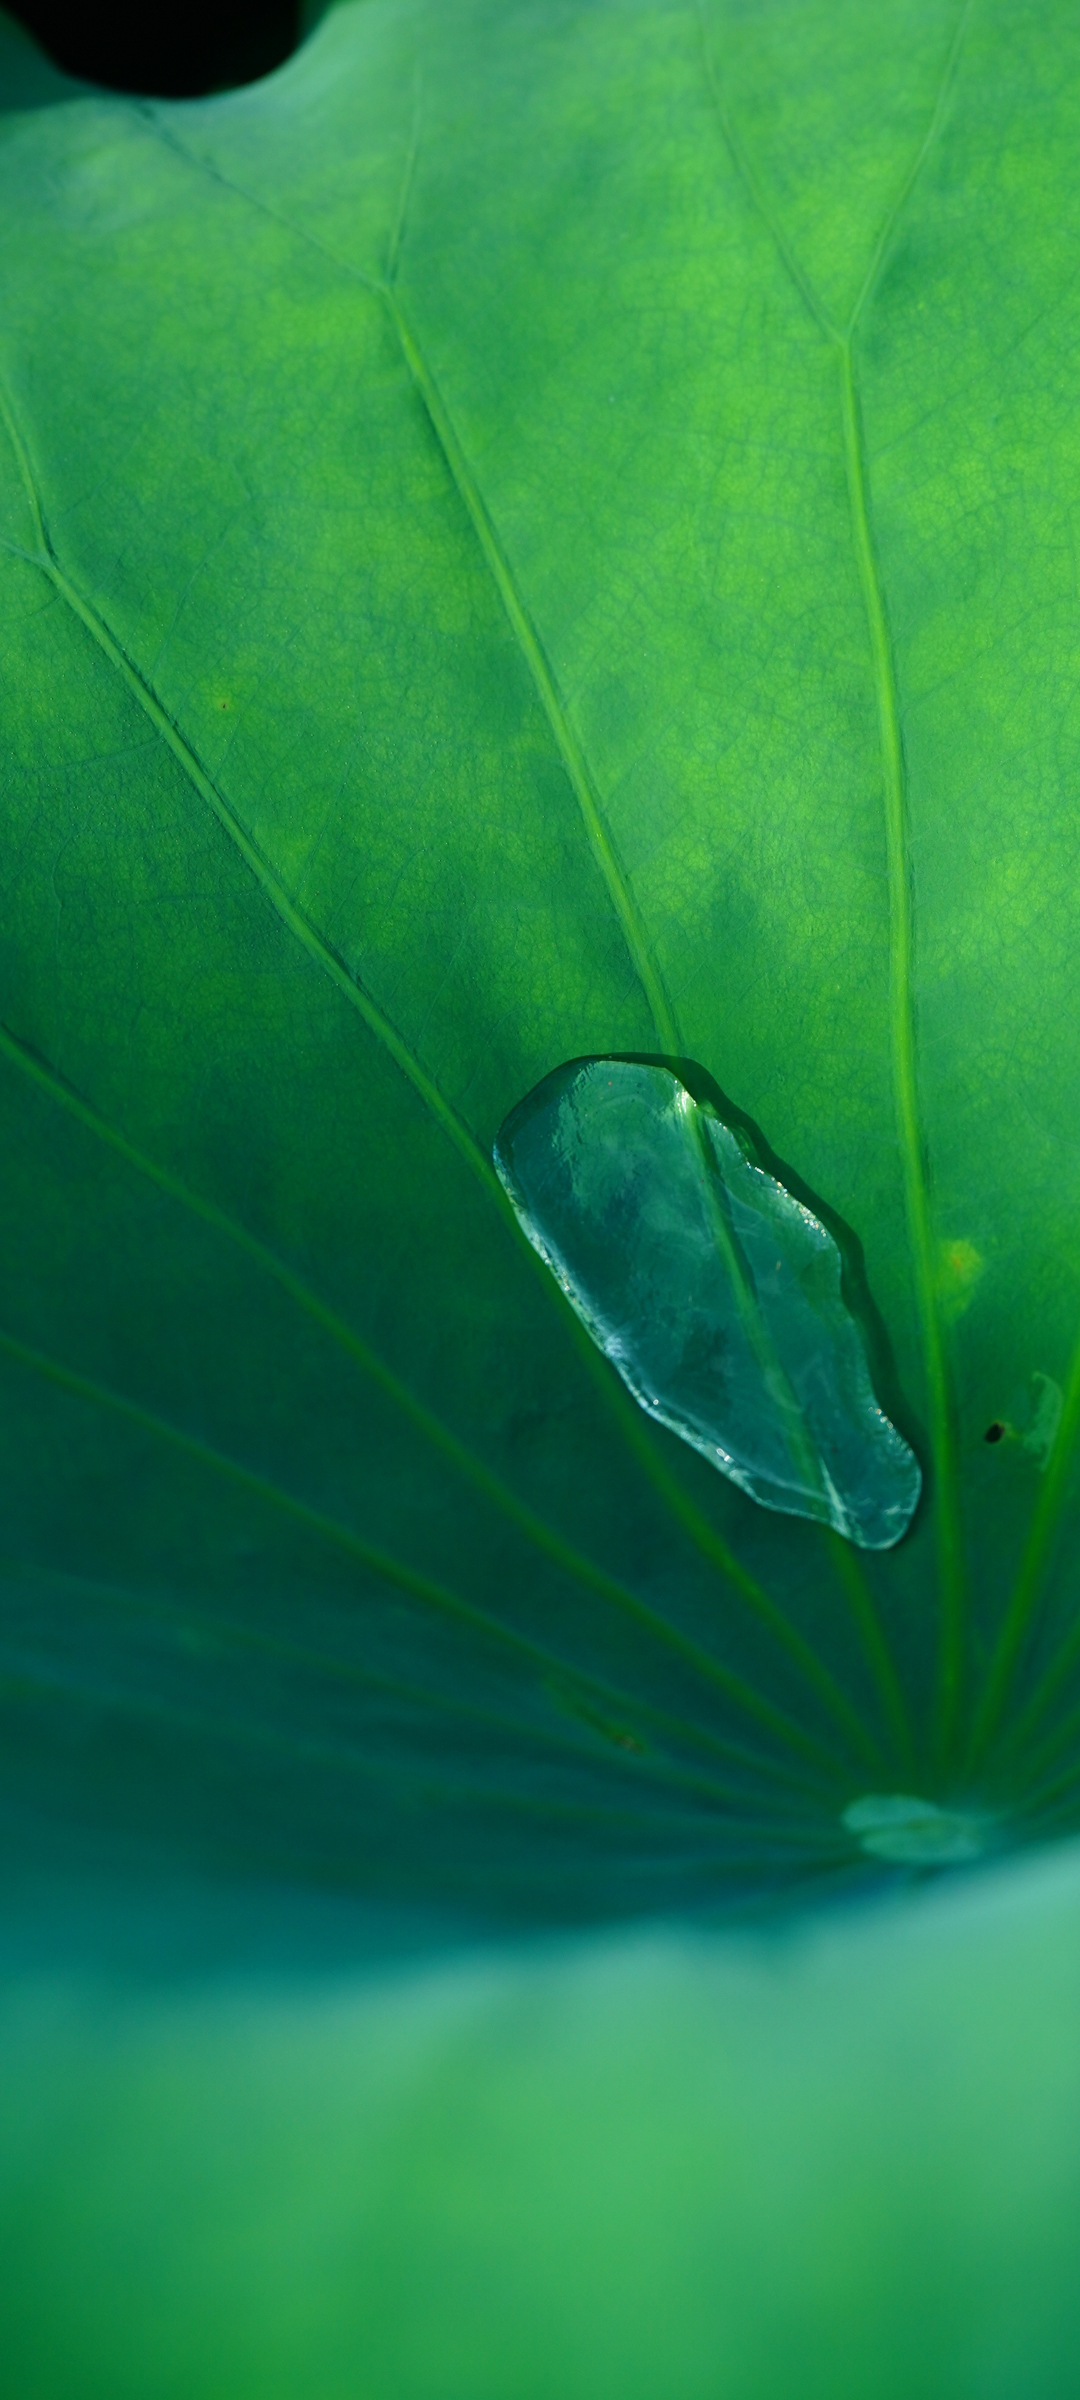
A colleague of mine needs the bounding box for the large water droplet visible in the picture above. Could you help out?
[495,1058,920,1548]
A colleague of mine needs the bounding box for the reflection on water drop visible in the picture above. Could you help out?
[843,1793,989,1866]
[494,1058,920,1549]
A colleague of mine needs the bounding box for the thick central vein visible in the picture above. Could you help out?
[699,6,971,1757]
[839,347,963,1752]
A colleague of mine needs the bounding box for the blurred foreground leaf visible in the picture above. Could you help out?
[5,1854,1080,2396]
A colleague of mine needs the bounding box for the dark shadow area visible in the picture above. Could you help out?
[608,1051,928,1487]
[4,0,300,96]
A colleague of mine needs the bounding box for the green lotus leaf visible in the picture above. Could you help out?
[7,0,1080,2385]
[3,0,1080,1910]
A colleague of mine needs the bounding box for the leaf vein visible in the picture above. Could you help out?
[0,1319,845,1778]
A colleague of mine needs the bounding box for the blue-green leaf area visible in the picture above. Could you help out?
[3,0,1080,1917]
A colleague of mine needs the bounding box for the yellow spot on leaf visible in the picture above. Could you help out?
[936,1238,985,1322]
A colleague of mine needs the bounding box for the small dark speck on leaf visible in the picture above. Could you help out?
[985,1421,1006,1444]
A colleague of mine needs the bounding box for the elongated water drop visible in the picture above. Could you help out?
[843,1794,989,1865]
[495,1058,920,1549]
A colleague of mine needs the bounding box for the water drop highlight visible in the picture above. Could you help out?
[495,1058,920,1548]
[843,1793,989,1866]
